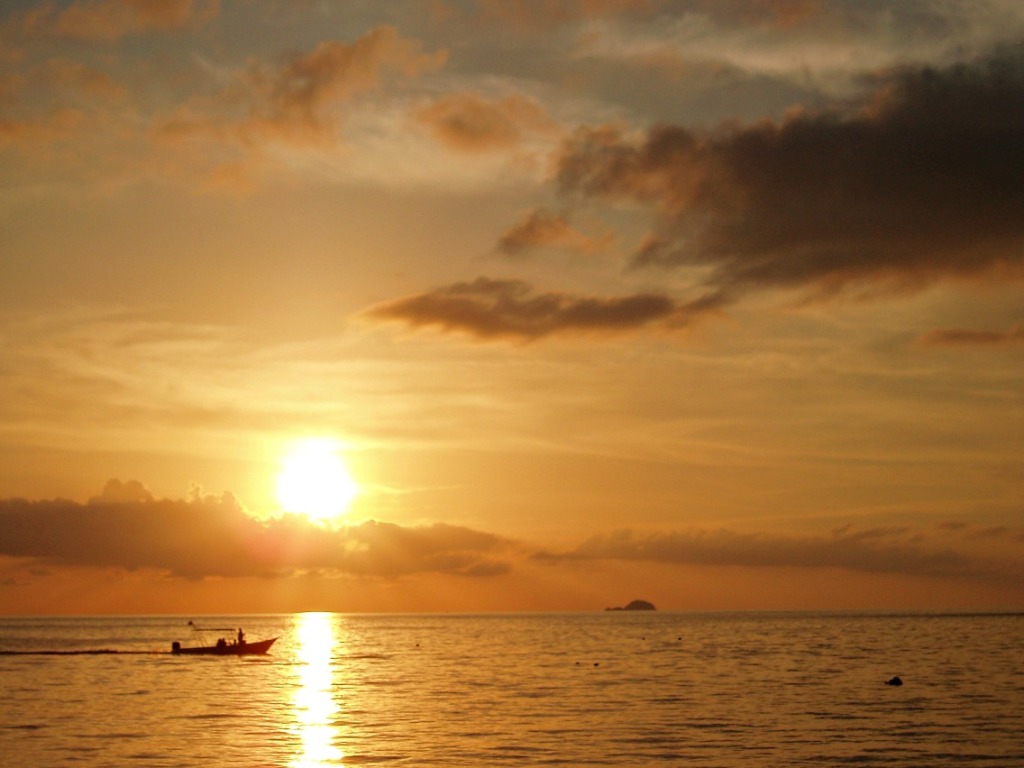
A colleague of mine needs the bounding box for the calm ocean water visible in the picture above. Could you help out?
[1,612,1021,767]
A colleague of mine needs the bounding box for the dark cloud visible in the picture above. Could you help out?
[536,525,1012,581]
[90,478,154,505]
[364,276,715,341]
[556,49,1024,299]
[918,323,1024,347]
[0,482,515,579]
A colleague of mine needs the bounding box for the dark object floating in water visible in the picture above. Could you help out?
[171,637,277,656]
[885,675,903,686]
[187,620,237,632]
[605,600,656,611]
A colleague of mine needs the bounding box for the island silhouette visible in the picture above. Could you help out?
[605,600,656,611]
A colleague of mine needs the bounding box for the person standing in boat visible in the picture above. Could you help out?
[237,628,245,646]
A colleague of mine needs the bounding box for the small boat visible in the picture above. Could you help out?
[171,637,277,656]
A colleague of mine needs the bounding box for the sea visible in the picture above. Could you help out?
[1,611,1021,767]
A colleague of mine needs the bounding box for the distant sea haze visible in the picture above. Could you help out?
[1,611,1022,766]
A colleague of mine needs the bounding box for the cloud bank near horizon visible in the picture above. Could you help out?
[0,480,515,580]
[1,481,1020,586]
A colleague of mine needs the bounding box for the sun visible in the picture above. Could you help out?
[275,438,359,523]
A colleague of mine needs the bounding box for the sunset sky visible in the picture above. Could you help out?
[2,0,1023,615]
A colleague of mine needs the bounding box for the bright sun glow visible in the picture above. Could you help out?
[276,438,359,523]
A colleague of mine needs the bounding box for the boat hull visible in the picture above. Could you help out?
[171,637,277,656]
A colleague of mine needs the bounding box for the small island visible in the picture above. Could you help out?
[605,599,656,611]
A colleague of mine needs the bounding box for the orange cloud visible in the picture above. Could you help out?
[157,26,447,151]
[0,57,125,148]
[416,92,558,153]
[730,0,822,28]
[14,0,219,42]
[40,57,124,98]
[245,28,446,144]
[497,207,612,257]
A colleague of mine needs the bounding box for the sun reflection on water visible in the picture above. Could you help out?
[291,612,342,767]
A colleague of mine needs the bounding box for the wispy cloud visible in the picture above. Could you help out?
[469,0,658,32]
[1,18,456,189]
[158,26,447,150]
[574,2,1024,93]
[536,524,1023,581]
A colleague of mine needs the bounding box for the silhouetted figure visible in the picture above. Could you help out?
[886,675,903,686]
[237,628,245,646]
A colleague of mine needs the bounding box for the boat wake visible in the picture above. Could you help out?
[0,649,165,655]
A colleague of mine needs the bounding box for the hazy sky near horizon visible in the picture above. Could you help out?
[1,0,1023,614]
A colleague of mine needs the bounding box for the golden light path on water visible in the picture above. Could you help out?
[291,612,342,767]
